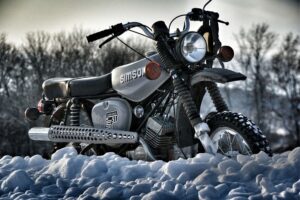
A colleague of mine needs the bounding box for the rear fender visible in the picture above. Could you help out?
[190,68,246,86]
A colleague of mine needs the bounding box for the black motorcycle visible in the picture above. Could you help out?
[25,1,272,160]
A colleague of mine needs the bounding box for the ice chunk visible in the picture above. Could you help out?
[47,156,85,179]
[28,155,47,170]
[141,190,178,200]
[161,180,175,191]
[131,183,152,196]
[237,154,252,165]
[226,186,251,198]
[259,177,275,194]
[240,160,270,181]
[64,186,83,198]
[218,159,241,174]
[1,170,33,192]
[35,174,56,189]
[162,161,209,179]
[101,186,123,199]
[42,184,62,194]
[122,164,150,181]
[2,156,27,171]
[215,183,229,197]
[193,169,219,185]
[51,146,78,161]
[176,172,189,184]
[198,185,219,199]
[287,147,300,168]
[255,151,270,164]
[81,159,107,178]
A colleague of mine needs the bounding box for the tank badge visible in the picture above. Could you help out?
[106,110,118,128]
[120,68,145,84]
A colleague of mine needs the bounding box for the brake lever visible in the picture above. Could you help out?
[99,35,116,48]
[218,19,229,26]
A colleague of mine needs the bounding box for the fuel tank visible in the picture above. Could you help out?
[111,54,170,102]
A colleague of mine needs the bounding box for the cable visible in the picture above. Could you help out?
[168,14,187,32]
[116,37,153,62]
[203,0,212,11]
[128,29,154,40]
[171,92,188,159]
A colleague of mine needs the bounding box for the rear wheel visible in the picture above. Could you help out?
[206,111,272,156]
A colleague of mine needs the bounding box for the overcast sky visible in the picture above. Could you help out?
[0,0,299,46]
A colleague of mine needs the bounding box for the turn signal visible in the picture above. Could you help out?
[218,46,234,62]
[145,61,161,80]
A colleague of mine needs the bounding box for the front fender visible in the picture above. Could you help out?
[190,68,246,86]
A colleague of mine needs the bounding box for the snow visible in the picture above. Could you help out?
[0,147,299,199]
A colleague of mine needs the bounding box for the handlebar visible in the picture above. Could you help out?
[86,23,126,43]
[86,8,228,44]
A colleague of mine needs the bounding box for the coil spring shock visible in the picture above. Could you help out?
[206,82,228,112]
[70,99,80,126]
[173,76,201,127]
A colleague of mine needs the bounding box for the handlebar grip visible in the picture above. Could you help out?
[86,29,113,43]
[189,8,219,21]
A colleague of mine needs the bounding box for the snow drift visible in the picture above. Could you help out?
[0,147,299,200]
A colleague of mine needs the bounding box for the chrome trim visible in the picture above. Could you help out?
[194,122,218,155]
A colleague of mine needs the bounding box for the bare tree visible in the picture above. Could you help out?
[235,23,276,130]
[23,31,52,92]
[271,33,300,147]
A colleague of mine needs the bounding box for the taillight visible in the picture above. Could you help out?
[37,99,44,113]
[37,99,53,114]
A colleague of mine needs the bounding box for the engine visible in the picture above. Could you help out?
[144,115,175,160]
[91,97,132,131]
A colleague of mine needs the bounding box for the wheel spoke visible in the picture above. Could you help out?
[211,127,252,157]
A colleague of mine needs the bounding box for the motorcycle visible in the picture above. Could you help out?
[25,1,272,160]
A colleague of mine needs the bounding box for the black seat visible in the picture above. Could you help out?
[42,73,112,99]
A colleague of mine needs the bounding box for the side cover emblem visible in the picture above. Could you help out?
[106,111,118,128]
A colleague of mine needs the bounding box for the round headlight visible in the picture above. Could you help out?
[177,32,207,63]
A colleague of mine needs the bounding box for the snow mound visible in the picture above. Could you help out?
[0,146,299,199]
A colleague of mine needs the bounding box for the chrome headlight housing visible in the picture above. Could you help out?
[176,32,207,64]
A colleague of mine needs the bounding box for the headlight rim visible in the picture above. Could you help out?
[176,31,207,64]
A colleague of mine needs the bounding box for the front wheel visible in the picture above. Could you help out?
[206,111,272,157]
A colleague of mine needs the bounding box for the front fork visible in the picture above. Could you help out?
[172,73,225,154]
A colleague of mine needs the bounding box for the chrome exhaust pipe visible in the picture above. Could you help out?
[28,125,138,144]
[28,127,51,141]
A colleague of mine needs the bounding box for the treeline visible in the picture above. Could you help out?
[233,23,300,151]
[0,24,299,156]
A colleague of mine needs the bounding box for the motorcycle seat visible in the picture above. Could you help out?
[42,73,112,99]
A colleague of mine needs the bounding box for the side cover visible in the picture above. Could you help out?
[111,54,170,102]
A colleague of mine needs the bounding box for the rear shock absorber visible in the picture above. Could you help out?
[206,82,228,112]
[70,98,81,126]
